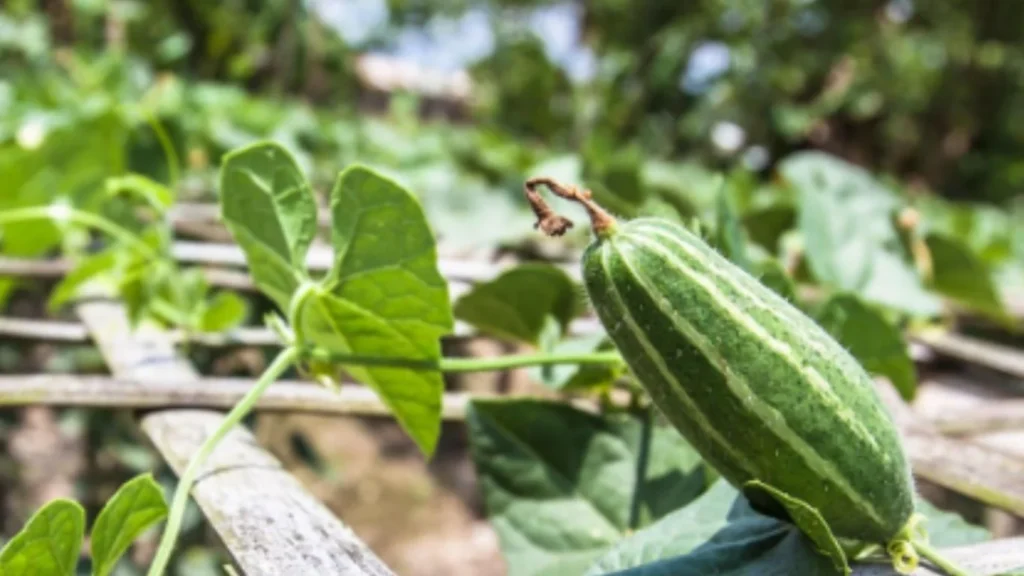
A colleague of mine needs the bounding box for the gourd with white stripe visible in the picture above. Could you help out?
[524,179,915,547]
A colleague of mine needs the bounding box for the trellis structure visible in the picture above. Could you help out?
[1,231,1024,575]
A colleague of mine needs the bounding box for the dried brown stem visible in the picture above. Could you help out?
[524,177,617,237]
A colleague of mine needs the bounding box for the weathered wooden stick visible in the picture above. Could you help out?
[0,315,606,346]
[877,381,1024,519]
[912,331,1024,380]
[0,374,483,420]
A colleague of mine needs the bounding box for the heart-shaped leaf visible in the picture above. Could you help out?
[467,399,708,576]
[454,263,581,345]
[783,152,942,317]
[301,165,452,456]
[219,141,316,311]
[0,499,85,576]
[89,473,169,576]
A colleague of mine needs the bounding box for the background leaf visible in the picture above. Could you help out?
[219,141,316,311]
[199,292,249,333]
[454,263,581,345]
[815,294,917,400]
[89,473,169,576]
[0,499,85,576]
[48,249,119,311]
[914,498,991,548]
[784,152,942,317]
[466,399,708,576]
[714,186,752,272]
[926,233,1009,325]
[105,174,175,213]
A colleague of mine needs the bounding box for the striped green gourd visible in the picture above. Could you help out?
[528,180,915,545]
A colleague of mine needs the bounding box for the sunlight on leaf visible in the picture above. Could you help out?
[90,473,169,576]
[219,141,316,311]
[0,499,84,576]
[300,165,452,456]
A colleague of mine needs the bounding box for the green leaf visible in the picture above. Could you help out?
[298,292,445,455]
[219,141,316,311]
[916,197,1014,265]
[106,174,175,213]
[585,480,738,574]
[715,187,752,272]
[783,152,942,317]
[89,473,169,576]
[301,165,452,456]
[743,481,849,575]
[454,263,581,345]
[926,233,1009,325]
[466,399,708,576]
[0,499,85,576]
[48,249,118,312]
[199,292,249,332]
[587,485,837,576]
[815,294,917,400]
[914,497,990,548]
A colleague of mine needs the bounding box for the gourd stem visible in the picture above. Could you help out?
[523,177,617,238]
[0,206,157,258]
[147,347,300,576]
[914,541,974,576]
[303,348,625,373]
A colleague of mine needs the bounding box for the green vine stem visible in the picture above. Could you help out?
[147,346,300,576]
[913,540,974,576]
[628,404,653,531]
[0,206,156,258]
[304,348,625,373]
